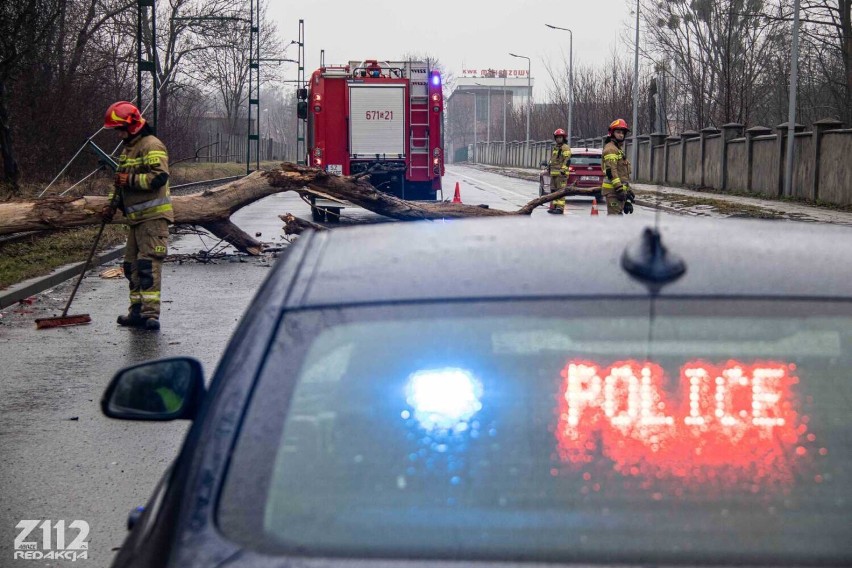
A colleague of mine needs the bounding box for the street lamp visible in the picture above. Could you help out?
[784,0,801,198]
[509,53,531,165]
[545,24,573,148]
[631,0,640,168]
[502,73,507,164]
[472,90,478,162]
[475,82,491,146]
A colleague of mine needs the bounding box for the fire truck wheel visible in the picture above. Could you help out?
[311,206,325,223]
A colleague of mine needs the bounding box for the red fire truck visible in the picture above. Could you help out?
[303,59,445,220]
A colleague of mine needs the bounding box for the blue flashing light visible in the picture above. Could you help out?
[406,368,482,431]
[431,74,441,86]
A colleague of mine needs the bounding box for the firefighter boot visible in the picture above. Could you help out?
[118,304,145,327]
[143,317,160,331]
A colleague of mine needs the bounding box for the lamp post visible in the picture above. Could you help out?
[509,53,531,166]
[631,0,640,167]
[545,24,573,147]
[475,82,491,149]
[502,73,508,164]
[784,0,801,198]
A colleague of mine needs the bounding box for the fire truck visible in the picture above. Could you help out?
[302,59,445,221]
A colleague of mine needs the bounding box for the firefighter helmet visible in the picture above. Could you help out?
[553,128,567,139]
[104,101,146,135]
[608,119,630,135]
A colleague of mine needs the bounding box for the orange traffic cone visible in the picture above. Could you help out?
[591,198,600,216]
[452,182,463,203]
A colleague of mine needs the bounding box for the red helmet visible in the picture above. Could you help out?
[553,128,567,138]
[104,101,146,135]
[608,119,630,135]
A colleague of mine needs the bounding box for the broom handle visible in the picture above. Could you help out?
[60,220,108,318]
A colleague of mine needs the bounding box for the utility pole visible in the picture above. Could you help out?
[784,0,801,197]
[545,25,573,147]
[509,53,531,165]
[502,73,507,164]
[475,82,491,145]
[137,0,157,132]
[246,0,260,173]
[631,0,640,166]
[296,20,306,165]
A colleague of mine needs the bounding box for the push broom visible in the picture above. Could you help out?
[35,218,110,329]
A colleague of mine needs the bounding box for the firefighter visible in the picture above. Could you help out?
[601,119,635,215]
[101,101,173,331]
[547,128,572,214]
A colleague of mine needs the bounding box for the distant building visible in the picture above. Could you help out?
[446,73,534,163]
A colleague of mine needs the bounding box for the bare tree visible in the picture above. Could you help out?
[0,0,61,190]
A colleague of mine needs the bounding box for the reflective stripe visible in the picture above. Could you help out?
[129,292,143,302]
[611,178,622,185]
[603,154,620,162]
[141,291,161,302]
[125,196,171,215]
[144,151,167,166]
[126,203,173,221]
[138,174,149,190]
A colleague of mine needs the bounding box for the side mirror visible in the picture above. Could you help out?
[297,101,308,120]
[101,357,205,421]
[297,88,308,101]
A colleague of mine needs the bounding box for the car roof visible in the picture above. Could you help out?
[285,216,852,308]
[571,147,601,154]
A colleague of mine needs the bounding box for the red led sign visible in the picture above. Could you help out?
[556,360,810,486]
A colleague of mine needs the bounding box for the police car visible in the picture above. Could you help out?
[102,216,852,567]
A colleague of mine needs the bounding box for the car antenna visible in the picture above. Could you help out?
[620,156,686,358]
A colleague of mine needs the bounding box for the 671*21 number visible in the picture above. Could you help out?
[365,111,393,120]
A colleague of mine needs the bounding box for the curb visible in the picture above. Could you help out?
[0,246,125,310]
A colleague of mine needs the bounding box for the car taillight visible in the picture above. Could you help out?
[314,157,322,166]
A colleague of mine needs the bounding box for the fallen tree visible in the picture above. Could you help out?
[265,163,573,222]
[0,164,577,253]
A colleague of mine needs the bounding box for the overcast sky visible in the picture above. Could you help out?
[267,0,634,96]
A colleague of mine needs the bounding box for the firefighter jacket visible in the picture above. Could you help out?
[602,139,631,193]
[549,143,572,176]
[110,132,174,225]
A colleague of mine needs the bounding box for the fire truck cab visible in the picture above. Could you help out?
[305,59,445,220]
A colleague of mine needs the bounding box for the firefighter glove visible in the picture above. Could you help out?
[624,201,634,215]
[114,172,130,188]
[627,189,636,202]
[100,204,117,222]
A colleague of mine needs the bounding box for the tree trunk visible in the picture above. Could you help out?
[263,163,573,220]
[0,164,576,252]
[0,78,20,191]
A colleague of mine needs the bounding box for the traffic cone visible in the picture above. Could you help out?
[452,182,462,203]
[591,197,600,216]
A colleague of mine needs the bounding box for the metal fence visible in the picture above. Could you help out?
[194,133,298,164]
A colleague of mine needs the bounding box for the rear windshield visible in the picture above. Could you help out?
[219,300,852,565]
[571,155,601,166]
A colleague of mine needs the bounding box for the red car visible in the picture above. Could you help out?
[539,148,604,204]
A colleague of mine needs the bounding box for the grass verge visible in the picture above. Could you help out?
[0,225,126,290]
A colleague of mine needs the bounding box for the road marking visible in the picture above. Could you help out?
[448,167,536,201]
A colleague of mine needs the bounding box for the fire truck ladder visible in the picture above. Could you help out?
[409,89,431,179]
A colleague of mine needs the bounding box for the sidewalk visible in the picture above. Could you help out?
[466,163,852,226]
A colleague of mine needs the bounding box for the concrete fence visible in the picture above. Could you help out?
[470,118,852,206]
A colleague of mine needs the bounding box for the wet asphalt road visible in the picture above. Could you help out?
[0,165,653,567]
